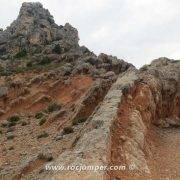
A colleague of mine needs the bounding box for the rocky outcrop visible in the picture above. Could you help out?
[0,2,79,58]
[39,59,180,180]
[110,59,180,179]
[0,3,133,78]
[43,68,138,180]
[140,58,180,127]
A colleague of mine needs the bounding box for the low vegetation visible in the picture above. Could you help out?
[14,49,27,59]
[35,112,44,119]
[38,57,51,65]
[21,121,28,126]
[72,117,87,125]
[39,118,46,126]
[7,115,20,126]
[52,44,62,54]
[47,103,61,113]
[62,126,74,135]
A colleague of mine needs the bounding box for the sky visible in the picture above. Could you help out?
[0,0,180,67]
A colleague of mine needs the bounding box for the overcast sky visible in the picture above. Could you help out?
[0,0,180,67]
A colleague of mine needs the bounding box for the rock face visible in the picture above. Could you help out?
[0,2,79,57]
[0,2,179,180]
[140,58,180,127]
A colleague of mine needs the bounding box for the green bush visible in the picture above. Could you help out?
[39,118,46,126]
[63,126,73,135]
[7,115,20,123]
[7,115,20,126]
[52,44,61,54]
[39,57,51,65]
[14,49,27,59]
[47,103,61,113]
[37,132,49,139]
[35,112,44,119]
[72,117,87,125]
[26,61,33,67]
[0,69,13,76]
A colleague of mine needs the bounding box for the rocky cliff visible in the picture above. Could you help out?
[0,2,179,180]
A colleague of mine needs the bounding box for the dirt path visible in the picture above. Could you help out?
[149,127,180,179]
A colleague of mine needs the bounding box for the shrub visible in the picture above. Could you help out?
[62,126,73,135]
[39,118,46,126]
[38,57,51,65]
[26,61,33,67]
[7,115,20,126]
[8,146,14,150]
[21,121,28,126]
[47,103,61,113]
[8,121,16,127]
[14,49,27,59]
[37,132,49,139]
[52,44,61,54]
[72,117,87,125]
[35,112,44,119]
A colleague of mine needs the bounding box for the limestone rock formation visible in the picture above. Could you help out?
[0,2,79,58]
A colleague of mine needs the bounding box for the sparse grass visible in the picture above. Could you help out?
[62,126,73,135]
[47,103,61,113]
[39,118,46,126]
[14,49,27,59]
[37,132,49,139]
[72,117,87,126]
[4,60,65,76]
[35,112,44,119]
[38,57,51,65]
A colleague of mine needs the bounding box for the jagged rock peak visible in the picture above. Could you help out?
[19,2,54,23]
[6,2,55,35]
[0,2,79,57]
[20,2,50,17]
